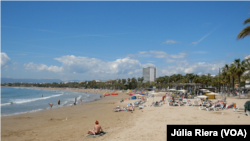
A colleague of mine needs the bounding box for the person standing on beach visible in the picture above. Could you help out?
[48,103,53,109]
[75,97,77,104]
[80,99,82,105]
[58,99,60,105]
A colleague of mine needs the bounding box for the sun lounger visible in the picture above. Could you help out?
[192,100,199,106]
[154,101,162,107]
[215,104,227,111]
[233,105,240,112]
[113,106,121,112]
[127,106,135,111]
[175,101,184,106]
[183,99,187,104]
[246,110,250,116]
[138,105,144,109]
[186,100,192,106]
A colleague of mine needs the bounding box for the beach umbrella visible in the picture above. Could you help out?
[206,92,220,95]
[150,92,160,102]
[178,90,187,93]
[197,95,208,99]
[168,89,177,92]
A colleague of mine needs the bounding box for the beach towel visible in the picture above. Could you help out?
[86,131,108,138]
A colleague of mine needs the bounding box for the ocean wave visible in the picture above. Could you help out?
[1,103,11,106]
[1,94,63,106]
[1,108,43,117]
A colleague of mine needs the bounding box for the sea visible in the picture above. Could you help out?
[1,87,101,117]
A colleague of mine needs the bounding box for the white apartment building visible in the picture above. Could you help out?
[143,66,157,83]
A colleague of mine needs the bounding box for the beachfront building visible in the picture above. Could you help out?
[143,66,157,83]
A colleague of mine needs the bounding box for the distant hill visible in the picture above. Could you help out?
[1,78,64,83]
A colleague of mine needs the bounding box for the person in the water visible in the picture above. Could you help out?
[48,103,53,109]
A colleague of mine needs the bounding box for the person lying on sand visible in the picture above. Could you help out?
[128,105,134,110]
[87,120,103,135]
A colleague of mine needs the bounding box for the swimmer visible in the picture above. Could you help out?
[48,103,53,109]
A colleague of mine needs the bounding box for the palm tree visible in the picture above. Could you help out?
[222,64,231,96]
[232,59,246,98]
[164,75,170,89]
[230,64,237,94]
[141,77,144,83]
[122,79,126,85]
[131,77,137,89]
[237,17,250,39]
[245,56,250,71]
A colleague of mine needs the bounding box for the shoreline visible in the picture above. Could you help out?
[1,87,250,141]
[1,87,125,117]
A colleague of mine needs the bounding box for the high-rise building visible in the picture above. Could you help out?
[142,66,157,83]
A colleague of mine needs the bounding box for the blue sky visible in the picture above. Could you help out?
[1,1,250,81]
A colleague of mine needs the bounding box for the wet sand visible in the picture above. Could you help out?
[1,88,250,141]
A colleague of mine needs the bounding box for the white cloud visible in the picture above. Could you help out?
[142,63,155,68]
[149,51,187,59]
[24,62,63,73]
[170,52,186,59]
[245,55,250,60]
[163,39,180,44]
[159,60,224,76]
[24,56,153,78]
[138,51,148,54]
[1,52,11,69]
[149,51,168,58]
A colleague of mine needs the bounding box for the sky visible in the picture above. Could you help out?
[1,1,250,81]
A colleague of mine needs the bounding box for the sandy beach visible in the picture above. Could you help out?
[1,87,250,141]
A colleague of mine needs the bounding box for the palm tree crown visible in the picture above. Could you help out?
[237,17,250,39]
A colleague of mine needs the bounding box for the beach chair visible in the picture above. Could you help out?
[154,101,162,107]
[233,105,240,112]
[192,100,199,106]
[186,100,192,106]
[127,106,135,111]
[134,101,141,107]
[172,102,179,106]
[212,103,221,111]
[199,105,207,110]
[138,104,144,109]
[216,104,227,111]
[246,110,250,116]
[205,103,214,111]
[178,101,184,106]
[113,106,121,112]
[183,99,187,104]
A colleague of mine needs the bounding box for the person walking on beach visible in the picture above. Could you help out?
[48,103,53,109]
[58,99,60,105]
